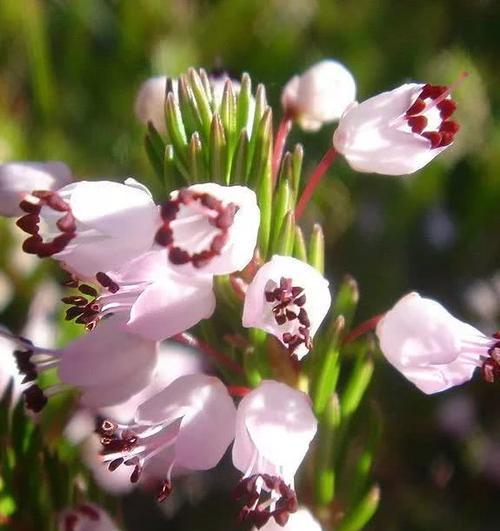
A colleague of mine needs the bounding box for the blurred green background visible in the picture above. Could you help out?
[0,0,499,529]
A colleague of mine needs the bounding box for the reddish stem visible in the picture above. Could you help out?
[172,332,244,374]
[342,314,384,345]
[227,385,251,397]
[272,113,293,185]
[295,147,337,220]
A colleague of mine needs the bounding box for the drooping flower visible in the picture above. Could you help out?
[333,80,462,175]
[58,504,119,531]
[0,161,72,217]
[62,249,216,340]
[242,256,331,359]
[16,179,160,279]
[233,380,318,528]
[1,315,159,411]
[282,59,356,132]
[253,507,323,531]
[155,183,260,275]
[98,373,236,502]
[376,292,500,394]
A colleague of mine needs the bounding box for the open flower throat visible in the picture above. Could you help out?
[481,333,500,383]
[156,188,238,268]
[17,190,76,257]
[264,277,312,355]
[405,83,459,149]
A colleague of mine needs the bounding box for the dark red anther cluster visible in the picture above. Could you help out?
[481,333,500,383]
[155,188,237,268]
[12,347,48,412]
[405,83,459,149]
[265,277,312,355]
[16,190,76,258]
[234,474,298,529]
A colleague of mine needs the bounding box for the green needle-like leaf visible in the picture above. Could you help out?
[293,225,308,262]
[275,210,295,256]
[188,132,206,183]
[230,129,249,184]
[337,485,380,531]
[209,113,227,183]
[308,223,325,274]
[236,73,252,136]
[188,68,213,140]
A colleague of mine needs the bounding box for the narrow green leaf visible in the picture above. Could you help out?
[178,75,204,138]
[291,144,304,197]
[165,93,188,164]
[220,80,237,154]
[230,130,249,185]
[209,113,227,183]
[340,356,374,420]
[293,225,308,262]
[314,395,341,506]
[188,68,213,140]
[247,108,272,188]
[236,73,252,137]
[257,152,272,258]
[188,132,205,183]
[308,223,325,274]
[269,178,292,254]
[337,485,380,531]
[275,210,295,256]
[164,144,187,190]
[247,84,268,173]
[333,275,360,331]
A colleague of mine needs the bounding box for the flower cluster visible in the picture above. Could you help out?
[0,61,466,529]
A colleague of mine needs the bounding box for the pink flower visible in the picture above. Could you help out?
[2,315,158,411]
[233,380,317,528]
[98,374,236,501]
[58,504,119,531]
[282,60,356,132]
[253,508,323,531]
[333,81,461,175]
[17,179,160,278]
[155,183,260,275]
[242,256,331,359]
[62,249,216,340]
[0,161,72,217]
[376,292,500,393]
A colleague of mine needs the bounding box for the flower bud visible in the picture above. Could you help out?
[282,60,356,132]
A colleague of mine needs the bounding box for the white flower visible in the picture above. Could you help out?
[242,256,331,359]
[155,183,260,275]
[17,179,160,279]
[1,315,159,411]
[282,60,356,132]
[99,373,236,502]
[0,161,72,217]
[376,292,500,393]
[333,81,460,175]
[254,507,323,531]
[233,380,317,528]
[62,249,216,341]
[58,504,119,531]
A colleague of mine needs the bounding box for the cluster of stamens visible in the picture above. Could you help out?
[62,505,100,531]
[61,273,119,330]
[265,277,311,355]
[155,188,237,268]
[481,332,500,383]
[405,83,459,149]
[97,419,174,502]
[16,190,76,257]
[234,474,298,528]
[13,346,48,413]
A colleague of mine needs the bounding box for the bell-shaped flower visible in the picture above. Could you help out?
[0,161,72,217]
[16,178,160,279]
[58,504,119,531]
[98,373,236,502]
[1,315,159,411]
[233,380,317,528]
[333,80,461,175]
[62,249,215,340]
[376,292,500,394]
[281,60,356,132]
[242,256,331,360]
[253,507,323,531]
[155,183,260,275]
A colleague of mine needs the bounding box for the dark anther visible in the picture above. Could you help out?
[16,213,40,234]
[108,458,124,471]
[23,385,48,413]
[169,247,191,265]
[19,200,41,214]
[79,284,98,297]
[156,479,173,502]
